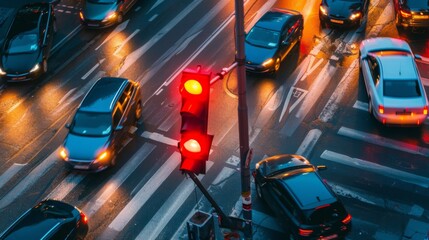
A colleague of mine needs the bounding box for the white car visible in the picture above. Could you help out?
[359,37,428,126]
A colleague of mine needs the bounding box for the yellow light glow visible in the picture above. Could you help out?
[184,80,203,95]
[60,148,68,160]
[350,12,361,20]
[184,139,201,153]
[97,151,109,161]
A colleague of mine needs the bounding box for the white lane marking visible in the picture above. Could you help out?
[367,1,394,38]
[328,180,424,217]
[319,59,359,122]
[321,150,429,188]
[279,87,308,122]
[52,25,82,53]
[95,20,130,51]
[117,0,202,77]
[81,58,105,80]
[113,29,140,56]
[296,129,322,158]
[46,173,86,200]
[58,88,76,105]
[83,143,156,216]
[353,100,367,111]
[6,99,25,114]
[134,161,214,240]
[0,164,26,190]
[338,126,429,157]
[300,57,324,81]
[148,14,158,22]
[0,149,58,209]
[107,151,180,232]
[148,0,164,12]
[141,131,178,146]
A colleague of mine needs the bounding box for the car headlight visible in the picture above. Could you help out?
[262,58,274,67]
[319,5,328,16]
[93,150,110,164]
[59,147,69,161]
[349,11,362,20]
[79,11,85,21]
[0,67,6,75]
[30,64,40,73]
[102,12,117,22]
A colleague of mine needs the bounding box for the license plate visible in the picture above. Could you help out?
[396,111,411,115]
[12,76,26,80]
[330,19,344,24]
[414,15,429,19]
[74,165,90,170]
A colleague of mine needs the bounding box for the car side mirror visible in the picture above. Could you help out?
[415,54,422,61]
[317,165,327,171]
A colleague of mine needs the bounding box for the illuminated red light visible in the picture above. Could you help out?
[298,228,313,236]
[378,105,384,114]
[315,203,330,210]
[80,212,88,224]
[400,9,412,18]
[424,106,428,115]
[342,214,352,224]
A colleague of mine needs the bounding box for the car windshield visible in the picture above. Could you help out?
[383,80,421,98]
[70,111,112,136]
[87,0,116,3]
[406,0,429,8]
[7,34,38,54]
[246,27,280,48]
[305,201,347,225]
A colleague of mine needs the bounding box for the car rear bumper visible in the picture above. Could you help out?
[320,14,361,28]
[65,159,109,172]
[374,112,428,125]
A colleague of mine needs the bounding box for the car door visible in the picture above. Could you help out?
[112,105,125,151]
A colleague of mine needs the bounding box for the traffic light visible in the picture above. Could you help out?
[178,67,214,175]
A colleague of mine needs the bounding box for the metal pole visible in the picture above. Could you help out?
[234,0,252,239]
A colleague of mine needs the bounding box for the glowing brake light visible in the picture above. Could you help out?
[378,105,384,114]
[80,212,88,224]
[342,214,352,224]
[298,228,313,236]
[424,106,428,115]
[400,9,412,18]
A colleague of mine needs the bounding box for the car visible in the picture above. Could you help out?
[319,0,369,28]
[0,199,88,240]
[0,1,57,82]
[244,8,303,74]
[359,37,428,126]
[59,77,142,172]
[79,0,138,29]
[253,154,352,239]
[394,0,429,31]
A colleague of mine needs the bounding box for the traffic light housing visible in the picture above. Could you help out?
[178,67,213,175]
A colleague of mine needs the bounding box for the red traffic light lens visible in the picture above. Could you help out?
[183,139,202,153]
[183,79,203,95]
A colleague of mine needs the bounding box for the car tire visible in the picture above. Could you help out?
[42,59,48,74]
[135,101,142,122]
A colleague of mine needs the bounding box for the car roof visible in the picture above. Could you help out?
[0,200,76,240]
[376,55,419,80]
[281,171,336,209]
[255,9,300,32]
[8,3,48,37]
[79,77,129,113]
[258,154,310,176]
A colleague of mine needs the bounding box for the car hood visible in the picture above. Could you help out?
[245,43,277,65]
[2,51,40,73]
[83,2,117,20]
[63,133,110,160]
[325,0,362,17]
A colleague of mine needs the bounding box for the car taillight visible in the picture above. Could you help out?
[378,105,384,114]
[342,213,352,224]
[299,228,313,236]
[400,9,412,18]
[80,212,88,224]
[424,106,428,115]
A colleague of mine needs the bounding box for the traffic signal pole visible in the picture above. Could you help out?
[234,0,253,239]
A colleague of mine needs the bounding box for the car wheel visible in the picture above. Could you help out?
[256,182,263,199]
[273,57,281,72]
[135,101,142,122]
[42,59,48,74]
[117,13,123,24]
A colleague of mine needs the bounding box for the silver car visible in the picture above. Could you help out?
[359,37,428,126]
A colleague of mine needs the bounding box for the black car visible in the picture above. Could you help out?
[253,154,352,239]
[394,0,429,31]
[0,199,88,240]
[79,0,138,28]
[59,77,142,172]
[245,8,303,74]
[319,0,369,28]
[0,1,57,82]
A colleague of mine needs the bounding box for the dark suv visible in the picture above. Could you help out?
[253,154,352,239]
[0,1,58,82]
[394,0,429,31]
[60,77,142,172]
[0,199,88,240]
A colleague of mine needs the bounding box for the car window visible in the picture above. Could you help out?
[246,27,280,48]
[305,201,347,225]
[113,107,123,128]
[48,221,75,240]
[383,80,421,98]
[7,34,38,54]
[368,55,380,85]
[70,111,112,136]
[406,0,429,8]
